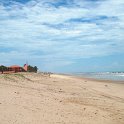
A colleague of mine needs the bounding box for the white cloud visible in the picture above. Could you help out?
[0,0,124,71]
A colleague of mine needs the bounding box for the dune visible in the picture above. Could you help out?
[0,73,124,124]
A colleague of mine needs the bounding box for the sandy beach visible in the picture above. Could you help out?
[0,73,124,124]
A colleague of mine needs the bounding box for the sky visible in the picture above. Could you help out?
[0,0,124,73]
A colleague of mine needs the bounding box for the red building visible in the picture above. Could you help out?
[8,65,22,72]
[8,64,28,73]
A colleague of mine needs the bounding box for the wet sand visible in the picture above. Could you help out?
[0,73,124,124]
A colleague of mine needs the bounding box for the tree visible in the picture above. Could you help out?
[0,65,8,73]
[27,65,38,73]
[34,66,38,73]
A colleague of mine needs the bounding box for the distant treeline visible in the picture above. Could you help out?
[27,65,38,73]
[0,65,8,72]
[0,65,38,73]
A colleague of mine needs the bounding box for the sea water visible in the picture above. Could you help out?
[71,72,124,81]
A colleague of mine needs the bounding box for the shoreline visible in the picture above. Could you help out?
[54,73,124,84]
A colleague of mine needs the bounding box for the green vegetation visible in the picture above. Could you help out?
[14,73,25,78]
[27,65,38,73]
[3,74,16,82]
[0,65,8,73]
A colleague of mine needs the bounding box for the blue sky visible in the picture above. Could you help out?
[0,0,124,72]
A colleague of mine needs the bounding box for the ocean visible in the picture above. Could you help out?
[71,72,124,81]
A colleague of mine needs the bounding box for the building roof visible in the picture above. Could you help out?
[9,65,21,68]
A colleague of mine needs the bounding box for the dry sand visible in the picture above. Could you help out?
[0,73,124,124]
